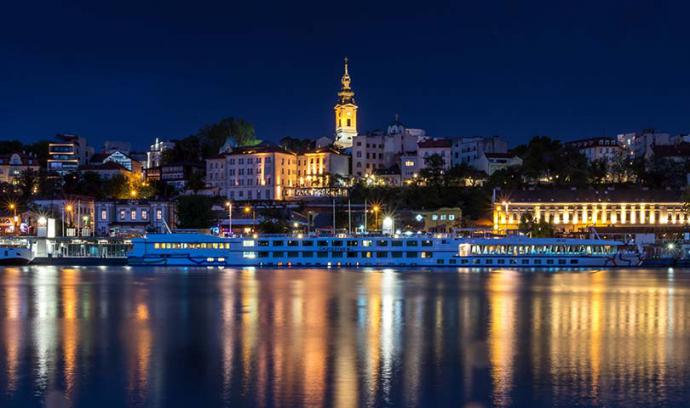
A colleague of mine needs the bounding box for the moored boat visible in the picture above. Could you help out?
[127,233,642,268]
[0,246,34,265]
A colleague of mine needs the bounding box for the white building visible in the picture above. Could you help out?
[451,136,507,167]
[146,138,175,169]
[352,116,422,178]
[617,129,671,160]
[417,139,452,170]
[564,137,623,165]
[90,150,143,173]
[207,145,297,201]
[472,152,522,175]
[0,153,40,184]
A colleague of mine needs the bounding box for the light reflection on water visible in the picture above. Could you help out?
[0,267,688,406]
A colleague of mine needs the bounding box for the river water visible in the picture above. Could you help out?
[0,266,688,407]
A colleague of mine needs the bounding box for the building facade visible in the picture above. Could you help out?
[417,139,452,170]
[95,200,175,236]
[493,188,687,241]
[473,152,523,175]
[451,136,508,167]
[352,117,421,178]
[209,145,298,201]
[48,134,91,175]
[565,137,622,165]
[0,153,40,184]
[617,129,671,159]
[296,147,349,188]
[333,58,358,149]
[146,138,175,169]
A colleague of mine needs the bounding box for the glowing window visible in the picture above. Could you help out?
[243,240,255,247]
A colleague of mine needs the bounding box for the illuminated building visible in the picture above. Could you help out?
[616,129,671,159]
[333,58,358,148]
[88,150,143,173]
[352,116,423,178]
[145,138,174,169]
[493,188,687,241]
[565,137,622,165]
[296,147,349,188]
[48,134,92,175]
[417,139,452,169]
[95,200,175,236]
[0,153,40,184]
[209,145,297,201]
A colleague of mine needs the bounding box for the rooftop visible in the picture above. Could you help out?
[418,139,451,148]
[498,187,684,203]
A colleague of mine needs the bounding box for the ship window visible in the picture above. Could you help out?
[570,259,579,264]
[522,259,529,265]
[547,259,554,265]
[421,240,432,247]
[461,259,468,264]
[377,240,388,247]
[558,259,566,265]
[391,251,402,258]
[317,241,328,247]
[258,240,269,246]
[272,252,284,257]
[288,251,299,257]
[363,251,372,258]
[154,243,160,249]
[498,259,505,264]
[449,259,457,264]
[331,251,343,257]
[485,259,493,264]
[391,241,402,247]
[347,251,358,258]
[437,259,444,265]
[406,241,418,247]
[258,252,269,258]
[243,240,255,247]
[243,252,256,259]
[302,251,313,257]
[273,241,284,246]
[406,252,417,258]
[420,251,433,258]
[376,251,387,258]
[288,240,299,247]
[347,240,358,247]
[302,241,313,247]
[332,241,343,247]
[207,257,214,262]
[317,251,328,258]
[362,240,372,247]
[534,260,542,265]
[225,243,230,249]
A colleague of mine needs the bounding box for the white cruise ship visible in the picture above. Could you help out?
[127,233,642,268]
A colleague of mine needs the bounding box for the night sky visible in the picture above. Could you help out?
[1,0,689,150]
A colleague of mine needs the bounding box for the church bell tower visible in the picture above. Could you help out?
[334,57,358,148]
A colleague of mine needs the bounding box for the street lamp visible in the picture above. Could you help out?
[63,204,73,237]
[225,201,233,236]
[372,204,380,232]
[244,205,255,233]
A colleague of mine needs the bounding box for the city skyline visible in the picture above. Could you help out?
[1,1,690,149]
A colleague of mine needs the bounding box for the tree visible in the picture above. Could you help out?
[487,166,524,189]
[186,171,206,193]
[419,154,445,187]
[445,163,486,187]
[196,117,258,155]
[16,169,39,200]
[279,137,315,153]
[518,213,555,238]
[589,159,608,184]
[176,195,217,228]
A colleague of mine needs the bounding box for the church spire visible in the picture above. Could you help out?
[337,57,355,104]
[334,57,358,149]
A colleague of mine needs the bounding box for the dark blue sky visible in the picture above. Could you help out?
[1,0,689,150]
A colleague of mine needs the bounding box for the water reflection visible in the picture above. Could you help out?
[0,267,688,406]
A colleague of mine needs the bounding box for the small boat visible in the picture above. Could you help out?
[0,246,34,265]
